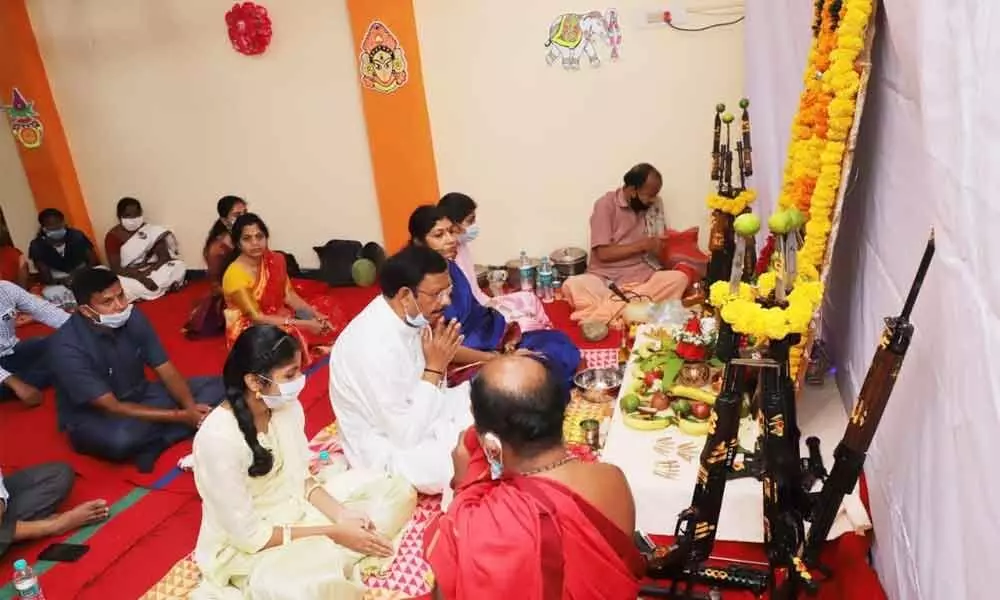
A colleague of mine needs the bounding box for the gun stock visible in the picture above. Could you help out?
[801,232,934,566]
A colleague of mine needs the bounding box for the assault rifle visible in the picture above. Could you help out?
[778,231,935,596]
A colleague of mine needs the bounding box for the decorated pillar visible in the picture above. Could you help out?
[0,0,94,240]
[345,0,440,251]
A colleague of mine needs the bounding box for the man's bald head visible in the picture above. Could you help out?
[471,355,568,456]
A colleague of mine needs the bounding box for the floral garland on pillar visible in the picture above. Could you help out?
[709,0,874,377]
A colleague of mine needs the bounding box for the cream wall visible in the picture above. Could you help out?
[415,0,745,264]
[0,127,39,251]
[26,0,381,268]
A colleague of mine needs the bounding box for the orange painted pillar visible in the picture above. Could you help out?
[346,0,439,252]
[0,0,94,241]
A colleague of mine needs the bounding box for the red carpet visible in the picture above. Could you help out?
[0,281,882,599]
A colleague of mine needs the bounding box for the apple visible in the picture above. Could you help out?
[650,392,670,411]
[690,402,712,420]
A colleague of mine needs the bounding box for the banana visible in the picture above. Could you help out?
[669,385,718,405]
[677,418,711,437]
[623,413,671,431]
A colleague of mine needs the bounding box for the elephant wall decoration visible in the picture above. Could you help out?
[544,8,622,70]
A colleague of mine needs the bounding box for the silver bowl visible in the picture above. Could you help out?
[573,367,623,394]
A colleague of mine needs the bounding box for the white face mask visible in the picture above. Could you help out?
[462,224,480,243]
[404,292,430,329]
[260,374,306,410]
[121,217,144,232]
[90,303,134,329]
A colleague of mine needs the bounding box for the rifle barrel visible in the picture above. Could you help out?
[901,230,935,321]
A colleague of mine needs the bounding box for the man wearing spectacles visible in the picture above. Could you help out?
[328,245,471,495]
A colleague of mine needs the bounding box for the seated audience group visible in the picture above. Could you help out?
[1,163,690,596]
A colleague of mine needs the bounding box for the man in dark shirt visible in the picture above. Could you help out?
[49,268,224,470]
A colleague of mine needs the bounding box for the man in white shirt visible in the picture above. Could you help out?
[0,463,108,558]
[0,280,71,406]
[329,245,469,494]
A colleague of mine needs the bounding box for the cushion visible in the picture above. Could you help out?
[659,227,709,279]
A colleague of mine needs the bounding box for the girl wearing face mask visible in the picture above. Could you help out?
[28,208,99,310]
[183,196,248,339]
[437,193,553,332]
[105,197,187,303]
[192,325,417,600]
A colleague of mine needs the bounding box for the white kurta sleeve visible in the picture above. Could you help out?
[192,430,274,554]
[330,332,471,495]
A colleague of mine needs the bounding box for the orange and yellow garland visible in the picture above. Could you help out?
[709,0,874,377]
[785,0,874,376]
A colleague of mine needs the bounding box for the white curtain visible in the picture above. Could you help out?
[745,2,1000,600]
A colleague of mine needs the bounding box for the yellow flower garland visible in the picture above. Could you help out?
[706,188,757,216]
[707,0,873,375]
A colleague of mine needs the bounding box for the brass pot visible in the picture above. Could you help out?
[678,361,711,388]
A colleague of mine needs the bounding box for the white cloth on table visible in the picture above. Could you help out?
[192,399,416,600]
[328,296,473,495]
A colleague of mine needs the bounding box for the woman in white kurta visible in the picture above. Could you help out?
[192,325,417,600]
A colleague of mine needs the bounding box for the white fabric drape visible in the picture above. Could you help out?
[746,2,1000,599]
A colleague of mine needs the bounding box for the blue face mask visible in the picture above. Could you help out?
[92,304,134,329]
[404,292,430,329]
[461,224,480,243]
[45,228,67,241]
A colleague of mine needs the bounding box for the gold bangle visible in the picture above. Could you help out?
[305,482,323,501]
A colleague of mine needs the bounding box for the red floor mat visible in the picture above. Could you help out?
[75,497,204,600]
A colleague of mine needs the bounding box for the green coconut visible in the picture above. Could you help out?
[733,213,761,237]
[351,258,377,287]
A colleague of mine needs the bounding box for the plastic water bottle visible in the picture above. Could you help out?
[518,251,534,292]
[12,559,45,599]
[537,256,554,303]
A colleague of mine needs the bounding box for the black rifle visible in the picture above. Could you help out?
[780,231,935,595]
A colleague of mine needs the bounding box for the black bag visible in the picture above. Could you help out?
[314,240,364,287]
[360,242,387,272]
[277,251,302,278]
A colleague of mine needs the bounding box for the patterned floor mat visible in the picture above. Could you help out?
[142,348,616,600]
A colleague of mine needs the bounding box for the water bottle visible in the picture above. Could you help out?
[537,257,554,304]
[12,559,45,599]
[518,251,534,292]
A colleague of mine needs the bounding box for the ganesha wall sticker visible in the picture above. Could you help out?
[545,8,622,70]
[2,88,43,149]
[359,21,408,94]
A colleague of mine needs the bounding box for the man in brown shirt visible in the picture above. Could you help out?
[563,163,689,322]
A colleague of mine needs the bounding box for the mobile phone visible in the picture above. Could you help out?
[38,542,89,563]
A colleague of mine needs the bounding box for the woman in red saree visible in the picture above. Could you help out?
[221,213,338,362]
[424,356,644,600]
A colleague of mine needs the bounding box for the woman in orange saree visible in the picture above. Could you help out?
[221,213,338,363]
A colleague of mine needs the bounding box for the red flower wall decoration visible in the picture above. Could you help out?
[225,2,273,56]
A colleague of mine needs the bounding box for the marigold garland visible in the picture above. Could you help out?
[707,0,873,376]
[706,188,757,216]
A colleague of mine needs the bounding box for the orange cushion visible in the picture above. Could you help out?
[660,227,709,278]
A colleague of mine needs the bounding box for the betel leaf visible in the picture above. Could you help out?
[660,356,684,388]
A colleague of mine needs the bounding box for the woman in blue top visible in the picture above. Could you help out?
[407,205,582,386]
